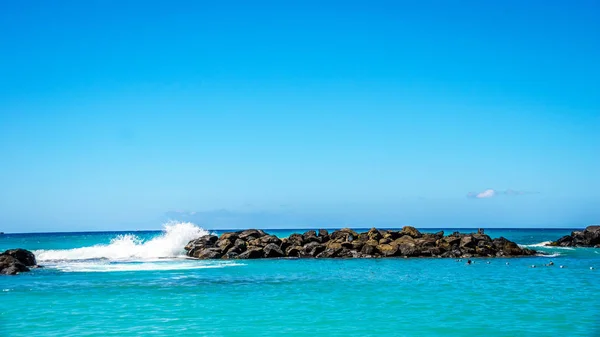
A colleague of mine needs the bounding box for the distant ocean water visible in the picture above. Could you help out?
[1,223,599,336]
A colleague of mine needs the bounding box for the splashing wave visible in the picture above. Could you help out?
[34,221,209,262]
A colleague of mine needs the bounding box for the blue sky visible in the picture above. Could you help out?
[1,0,599,232]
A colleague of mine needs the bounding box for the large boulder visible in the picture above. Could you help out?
[316,247,342,258]
[217,239,235,253]
[381,230,402,241]
[377,243,398,257]
[325,241,343,250]
[366,228,383,241]
[398,242,418,257]
[279,238,291,253]
[194,248,223,259]
[1,249,37,275]
[219,232,240,242]
[263,243,284,258]
[0,255,30,275]
[493,237,535,256]
[548,226,600,247]
[303,242,326,256]
[2,249,37,267]
[302,230,321,243]
[330,228,358,241]
[185,235,218,256]
[360,243,377,255]
[288,233,304,246]
[260,235,282,246]
[285,245,303,257]
[238,229,266,240]
[351,240,365,251]
[400,226,422,238]
[460,236,476,249]
[318,229,329,240]
[443,235,461,246]
[238,247,264,259]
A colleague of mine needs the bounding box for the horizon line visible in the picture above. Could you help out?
[1,226,588,235]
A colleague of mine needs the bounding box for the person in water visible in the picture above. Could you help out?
[467,259,472,265]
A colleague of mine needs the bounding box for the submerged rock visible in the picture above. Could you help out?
[1,249,37,275]
[547,226,600,248]
[185,228,536,260]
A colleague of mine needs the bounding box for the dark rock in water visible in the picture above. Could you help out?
[0,255,30,275]
[285,245,303,257]
[547,226,600,248]
[1,255,29,275]
[492,237,536,257]
[325,241,343,250]
[330,228,358,241]
[351,240,364,251]
[184,228,536,260]
[1,249,37,275]
[263,243,284,258]
[377,243,398,257]
[239,229,266,240]
[260,235,282,246]
[238,247,264,259]
[460,236,476,249]
[194,248,223,259]
[360,243,377,255]
[366,228,383,241]
[398,242,418,257]
[303,242,326,256]
[185,235,219,257]
[288,233,304,247]
[219,232,240,242]
[223,251,239,259]
[400,226,422,238]
[217,239,235,253]
[3,249,37,266]
[379,238,391,245]
[233,239,247,251]
[316,247,342,258]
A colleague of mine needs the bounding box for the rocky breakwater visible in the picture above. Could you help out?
[0,249,37,275]
[548,226,600,248]
[185,227,536,259]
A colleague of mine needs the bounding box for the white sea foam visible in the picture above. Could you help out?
[34,221,210,262]
[538,253,561,258]
[523,241,553,248]
[522,241,574,250]
[47,260,244,273]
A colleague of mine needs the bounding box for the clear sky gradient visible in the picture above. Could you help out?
[1,0,599,232]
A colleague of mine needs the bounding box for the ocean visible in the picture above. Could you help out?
[1,222,598,336]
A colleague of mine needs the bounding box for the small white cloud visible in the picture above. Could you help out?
[475,189,496,198]
[467,189,539,199]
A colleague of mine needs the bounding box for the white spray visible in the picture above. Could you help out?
[34,221,209,262]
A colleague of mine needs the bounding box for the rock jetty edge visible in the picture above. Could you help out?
[185,227,536,259]
[547,225,600,248]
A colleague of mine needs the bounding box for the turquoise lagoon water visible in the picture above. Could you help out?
[1,223,599,336]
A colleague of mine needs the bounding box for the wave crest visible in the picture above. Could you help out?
[523,241,575,250]
[523,241,553,248]
[34,221,208,262]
